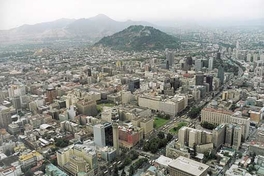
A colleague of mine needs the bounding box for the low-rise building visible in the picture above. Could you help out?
[168,156,209,176]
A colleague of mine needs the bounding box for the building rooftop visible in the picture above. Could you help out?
[46,164,67,176]
[202,108,233,115]
[155,155,173,167]
[19,151,42,161]
[168,156,209,176]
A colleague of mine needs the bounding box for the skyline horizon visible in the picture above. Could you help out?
[1,13,264,31]
[0,0,263,30]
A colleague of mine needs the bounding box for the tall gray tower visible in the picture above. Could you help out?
[112,122,119,155]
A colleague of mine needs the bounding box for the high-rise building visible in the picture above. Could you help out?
[76,99,97,116]
[205,75,213,91]
[195,59,202,71]
[170,78,181,91]
[112,123,119,155]
[178,126,212,148]
[46,88,57,104]
[11,96,21,111]
[93,123,113,147]
[236,41,239,59]
[208,57,214,70]
[128,78,140,92]
[186,56,193,66]
[166,51,174,66]
[225,124,234,147]
[233,126,242,150]
[195,72,204,85]
[0,106,11,129]
[45,164,68,176]
[57,144,97,175]
[212,124,226,149]
[166,60,169,70]
[201,108,250,139]
[247,53,252,62]
[168,156,209,176]
[87,68,92,76]
[216,52,221,60]
[217,66,224,85]
[253,53,259,62]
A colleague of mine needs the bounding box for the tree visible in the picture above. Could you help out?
[149,141,159,153]
[55,138,69,148]
[157,131,165,139]
[201,121,216,130]
[121,169,126,176]
[188,107,201,119]
[130,150,139,160]
[166,133,173,141]
[230,104,237,111]
[123,158,132,166]
[238,152,243,158]
[113,164,118,176]
[129,166,135,176]
[24,169,33,176]
[4,149,11,156]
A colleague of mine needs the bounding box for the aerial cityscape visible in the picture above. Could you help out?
[0,0,264,176]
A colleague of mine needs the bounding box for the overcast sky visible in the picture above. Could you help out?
[0,0,263,30]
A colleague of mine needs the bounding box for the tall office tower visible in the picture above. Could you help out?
[225,124,234,147]
[212,124,226,150]
[11,96,21,111]
[247,53,252,62]
[93,123,113,147]
[233,126,242,150]
[166,51,174,66]
[216,52,221,60]
[189,130,198,147]
[208,57,214,70]
[0,106,11,128]
[195,59,202,71]
[186,56,193,66]
[76,99,97,116]
[178,127,187,146]
[128,79,140,92]
[260,53,264,61]
[166,60,169,70]
[253,53,259,62]
[217,66,224,85]
[46,88,57,104]
[112,123,119,155]
[87,68,92,76]
[195,72,204,85]
[205,75,213,91]
[236,41,239,59]
[170,78,181,91]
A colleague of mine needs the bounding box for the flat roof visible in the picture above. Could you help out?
[155,155,173,167]
[168,156,209,176]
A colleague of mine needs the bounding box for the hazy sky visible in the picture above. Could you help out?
[0,0,263,30]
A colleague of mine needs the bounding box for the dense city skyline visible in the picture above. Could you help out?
[0,0,263,30]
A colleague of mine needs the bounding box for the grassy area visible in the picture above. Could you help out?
[154,117,169,129]
[169,122,187,134]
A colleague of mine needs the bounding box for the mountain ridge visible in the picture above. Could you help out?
[0,14,155,44]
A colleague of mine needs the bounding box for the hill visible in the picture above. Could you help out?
[94,25,180,51]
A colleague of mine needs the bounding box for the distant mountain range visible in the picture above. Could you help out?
[1,14,263,44]
[94,25,180,51]
[0,14,154,44]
